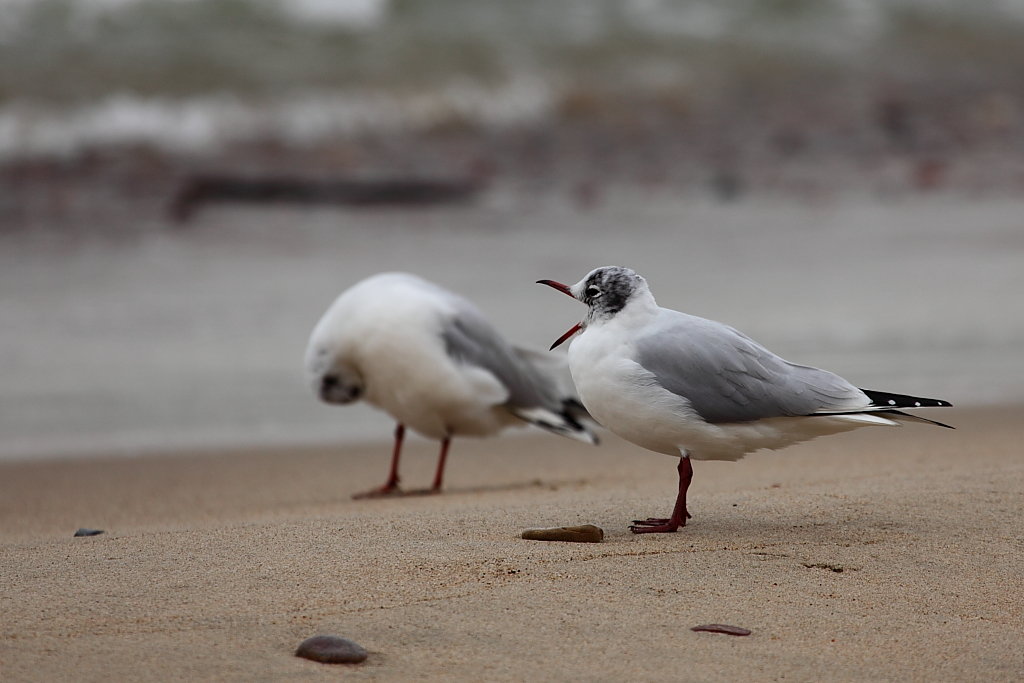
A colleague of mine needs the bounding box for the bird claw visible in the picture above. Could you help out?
[629,522,680,534]
[629,515,689,533]
[631,518,672,526]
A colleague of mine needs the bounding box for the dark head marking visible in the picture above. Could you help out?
[318,371,364,405]
[579,266,645,319]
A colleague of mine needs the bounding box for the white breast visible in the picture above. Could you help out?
[568,318,697,456]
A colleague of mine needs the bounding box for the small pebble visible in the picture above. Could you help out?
[521,524,604,543]
[691,624,752,636]
[295,635,368,664]
[73,528,104,537]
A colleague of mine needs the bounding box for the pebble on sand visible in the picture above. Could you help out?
[521,524,604,543]
[690,624,752,636]
[73,528,104,537]
[295,635,368,664]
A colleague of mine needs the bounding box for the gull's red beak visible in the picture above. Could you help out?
[537,280,582,350]
[536,279,575,299]
[548,322,582,350]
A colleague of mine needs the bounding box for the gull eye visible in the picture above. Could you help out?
[585,285,602,298]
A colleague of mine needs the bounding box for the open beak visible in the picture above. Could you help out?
[548,322,582,350]
[537,280,582,349]
[536,279,575,299]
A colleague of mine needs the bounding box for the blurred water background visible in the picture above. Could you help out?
[2,0,1023,459]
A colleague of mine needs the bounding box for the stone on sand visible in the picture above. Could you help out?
[295,635,368,664]
[521,524,604,543]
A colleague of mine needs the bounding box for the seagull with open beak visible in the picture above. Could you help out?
[539,266,952,534]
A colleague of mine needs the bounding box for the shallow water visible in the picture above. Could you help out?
[2,192,1021,460]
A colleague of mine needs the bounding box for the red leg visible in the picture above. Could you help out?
[352,423,405,499]
[429,437,451,493]
[630,457,693,534]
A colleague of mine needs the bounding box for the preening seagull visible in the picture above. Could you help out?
[306,272,597,498]
[538,266,953,533]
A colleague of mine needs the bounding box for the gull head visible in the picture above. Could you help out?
[573,266,648,318]
[537,266,649,348]
[305,343,365,405]
[539,266,647,316]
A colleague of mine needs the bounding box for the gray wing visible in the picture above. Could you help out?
[440,303,564,412]
[439,296,597,443]
[635,310,868,423]
[510,346,579,404]
[511,345,593,425]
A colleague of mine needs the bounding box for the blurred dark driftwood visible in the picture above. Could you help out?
[169,174,483,222]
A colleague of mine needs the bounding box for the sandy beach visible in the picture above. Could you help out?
[5,4,1024,681]
[2,404,1021,681]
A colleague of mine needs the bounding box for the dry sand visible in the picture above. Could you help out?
[2,405,1022,681]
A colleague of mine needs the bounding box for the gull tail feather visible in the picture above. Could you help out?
[830,413,900,427]
[511,406,599,445]
[879,409,956,430]
[811,389,955,429]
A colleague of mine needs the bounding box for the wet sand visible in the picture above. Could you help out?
[2,405,1021,681]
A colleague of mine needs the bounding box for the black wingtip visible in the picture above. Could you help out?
[860,389,952,410]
